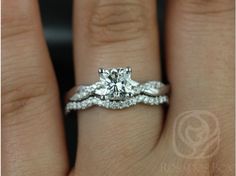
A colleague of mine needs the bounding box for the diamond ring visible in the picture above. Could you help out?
[65,67,170,113]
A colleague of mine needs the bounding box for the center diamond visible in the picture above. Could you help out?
[95,67,138,100]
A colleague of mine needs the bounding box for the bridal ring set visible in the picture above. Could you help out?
[66,67,170,113]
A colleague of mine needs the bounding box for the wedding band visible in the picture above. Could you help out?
[66,95,169,113]
[65,67,170,113]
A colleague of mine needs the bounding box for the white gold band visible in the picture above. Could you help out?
[66,95,169,113]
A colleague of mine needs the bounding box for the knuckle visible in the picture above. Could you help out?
[88,2,148,46]
[2,0,36,39]
[179,0,234,16]
[176,0,234,34]
[2,76,55,118]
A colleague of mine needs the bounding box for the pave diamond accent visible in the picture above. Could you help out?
[69,82,102,101]
[69,81,169,102]
[66,95,169,113]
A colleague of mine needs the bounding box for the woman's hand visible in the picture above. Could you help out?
[2,0,234,175]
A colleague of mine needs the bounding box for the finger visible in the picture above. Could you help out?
[2,0,68,175]
[73,0,163,174]
[157,0,234,175]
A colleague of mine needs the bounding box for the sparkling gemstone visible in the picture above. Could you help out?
[95,67,139,100]
[97,100,103,106]
[144,97,149,104]
[92,98,98,104]
[149,98,155,105]
[138,95,144,102]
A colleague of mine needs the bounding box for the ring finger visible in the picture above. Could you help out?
[73,0,163,175]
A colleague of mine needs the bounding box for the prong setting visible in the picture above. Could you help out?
[126,67,132,73]
[98,68,104,74]
[100,95,106,100]
[96,67,136,100]
[127,93,132,97]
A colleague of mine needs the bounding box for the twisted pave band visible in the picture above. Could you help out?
[66,95,169,113]
[67,81,170,102]
[65,67,170,113]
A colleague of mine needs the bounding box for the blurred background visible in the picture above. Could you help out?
[39,0,76,166]
[39,0,165,166]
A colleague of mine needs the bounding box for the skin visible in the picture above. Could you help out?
[2,0,234,175]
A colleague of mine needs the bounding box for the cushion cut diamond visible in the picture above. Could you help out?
[95,67,139,100]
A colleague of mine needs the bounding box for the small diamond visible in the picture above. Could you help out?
[72,102,77,109]
[109,101,115,109]
[71,94,80,101]
[104,102,109,107]
[144,97,149,104]
[122,102,128,108]
[126,99,132,106]
[155,97,159,105]
[138,95,144,102]
[132,98,137,105]
[159,96,165,103]
[149,98,155,105]
[129,99,134,105]
[86,100,92,107]
[76,103,81,109]
[97,100,103,106]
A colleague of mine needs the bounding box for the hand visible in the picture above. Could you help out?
[2,0,234,175]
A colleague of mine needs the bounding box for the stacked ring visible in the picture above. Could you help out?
[65,67,170,114]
